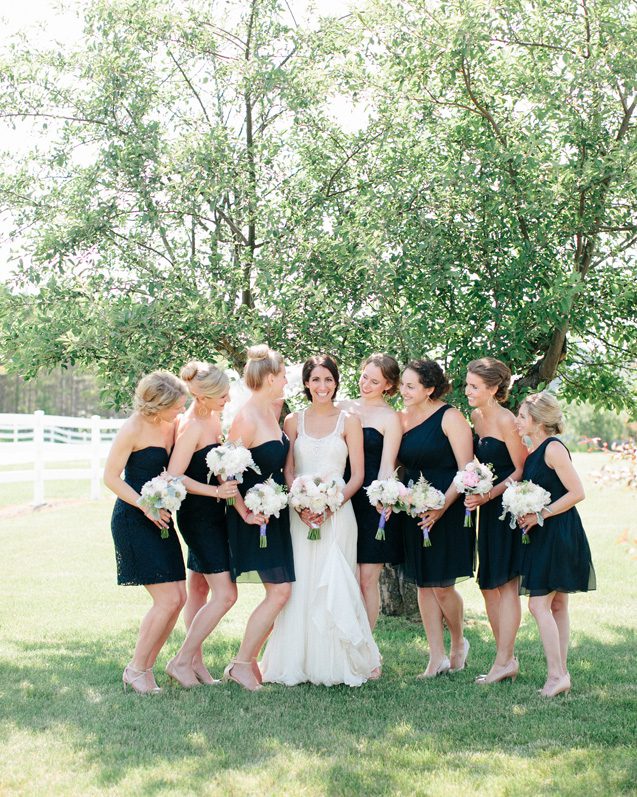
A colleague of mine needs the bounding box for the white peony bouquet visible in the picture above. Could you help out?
[453,458,496,527]
[405,474,446,547]
[289,474,345,540]
[244,477,289,548]
[205,440,261,506]
[499,480,552,544]
[137,471,187,539]
[365,473,410,541]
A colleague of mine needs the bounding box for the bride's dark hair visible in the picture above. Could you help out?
[302,354,340,401]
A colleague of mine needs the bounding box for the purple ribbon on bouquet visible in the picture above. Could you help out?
[226,475,237,506]
[259,522,268,548]
[375,512,387,541]
[422,525,432,547]
[464,507,473,528]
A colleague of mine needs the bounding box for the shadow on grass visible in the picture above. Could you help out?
[1,617,636,795]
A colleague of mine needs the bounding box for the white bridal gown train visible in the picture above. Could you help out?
[260,410,381,686]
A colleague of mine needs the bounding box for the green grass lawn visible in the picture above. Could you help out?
[1,454,636,796]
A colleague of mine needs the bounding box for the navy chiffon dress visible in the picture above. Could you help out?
[176,444,230,575]
[474,435,521,590]
[352,427,404,565]
[398,406,475,587]
[110,447,186,586]
[518,437,596,597]
[226,436,295,584]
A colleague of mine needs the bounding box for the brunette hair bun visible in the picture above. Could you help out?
[404,359,451,399]
[467,357,512,403]
[362,353,400,397]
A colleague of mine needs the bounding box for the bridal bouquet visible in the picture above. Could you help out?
[405,474,446,548]
[206,440,261,506]
[499,480,552,544]
[137,471,186,539]
[365,473,410,541]
[244,478,289,548]
[453,458,496,527]
[289,475,344,540]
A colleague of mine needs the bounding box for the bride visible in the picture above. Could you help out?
[260,354,381,686]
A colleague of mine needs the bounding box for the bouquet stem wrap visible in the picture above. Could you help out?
[375,512,387,541]
[259,523,268,548]
[422,525,432,548]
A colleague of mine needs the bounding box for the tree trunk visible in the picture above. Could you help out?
[379,564,418,617]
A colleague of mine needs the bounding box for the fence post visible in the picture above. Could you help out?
[90,415,101,500]
[33,410,45,506]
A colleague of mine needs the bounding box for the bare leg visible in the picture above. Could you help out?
[183,571,212,676]
[168,572,238,686]
[228,582,292,690]
[130,581,186,672]
[529,593,570,696]
[551,592,570,672]
[359,563,383,630]
[481,578,522,680]
[417,587,447,675]
[434,586,464,669]
[481,587,501,648]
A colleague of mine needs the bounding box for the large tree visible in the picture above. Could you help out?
[1,0,636,414]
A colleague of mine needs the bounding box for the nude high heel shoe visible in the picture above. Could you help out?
[222,660,263,692]
[475,657,519,685]
[449,638,470,673]
[123,664,162,695]
[416,657,451,679]
[540,673,571,698]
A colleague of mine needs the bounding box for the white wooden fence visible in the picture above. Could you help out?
[0,412,125,505]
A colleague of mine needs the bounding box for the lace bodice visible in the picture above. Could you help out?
[294,410,348,481]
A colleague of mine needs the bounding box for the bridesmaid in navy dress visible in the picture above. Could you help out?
[338,353,403,631]
[224,345,295,691]
[464,358,527,685]
[163,361,240,688]
[515,392,595,698]
[104,371,188,694]
[398,360,474,678]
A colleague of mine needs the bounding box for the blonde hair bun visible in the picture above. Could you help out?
[179,360,229,399]
[247,344,270,362]
[179,361,201,382]
[133,371,187,417]
[523,391,565,435]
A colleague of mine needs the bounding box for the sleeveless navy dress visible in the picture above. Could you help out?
[474,436,521,590]
[176,444,230,574]
[110,447,186,586]
[398,405,475,587]
[352,428,404,565]
[519,437,596,597]
[227,435,296,584]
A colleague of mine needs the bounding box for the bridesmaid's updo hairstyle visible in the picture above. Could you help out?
[180,360,229,398]
[404,359,451,399]
[522,392,565,435]
[244,344,285,390]
[302,354,340,401]
[134,371,187,417]
[467,357,512,403]
[362,353,400,396]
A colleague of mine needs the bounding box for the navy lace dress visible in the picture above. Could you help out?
[519,437,596,597]
[176,444,230,574]
[474,435,521,590]
[352,427,404,565]
[110,447,186,586]
[227,435,295,584]
[398,405,475,587]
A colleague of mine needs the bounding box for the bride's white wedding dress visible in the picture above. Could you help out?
[260,410,381,686]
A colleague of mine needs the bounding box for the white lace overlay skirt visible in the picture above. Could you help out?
[260,501,381,686]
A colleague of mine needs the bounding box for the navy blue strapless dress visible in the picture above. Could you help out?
[227,436,295,584]
[176,444,230,574]
[352,427,404,565]
[110,447,186,586]
[398,406,475,587]
[474,436,521,590]
[519,438,596,597]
